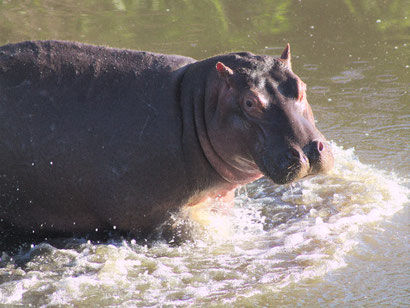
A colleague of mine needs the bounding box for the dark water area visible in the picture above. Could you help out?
[0,0,409,306]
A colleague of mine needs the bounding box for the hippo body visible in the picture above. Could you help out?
[0,40,333,239]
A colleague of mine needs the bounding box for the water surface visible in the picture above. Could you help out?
[0,0,409,306]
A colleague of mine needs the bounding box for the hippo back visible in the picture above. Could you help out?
[0,40,195,235]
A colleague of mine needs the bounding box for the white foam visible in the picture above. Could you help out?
[1,144,408,306]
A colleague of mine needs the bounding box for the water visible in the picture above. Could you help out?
[0,145,408,306]
[0,1,409,306]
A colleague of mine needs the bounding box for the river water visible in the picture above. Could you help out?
[0,1,409,307]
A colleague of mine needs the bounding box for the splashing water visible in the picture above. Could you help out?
[0,144,408,306]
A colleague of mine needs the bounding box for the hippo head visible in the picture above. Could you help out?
[198,44,334,185]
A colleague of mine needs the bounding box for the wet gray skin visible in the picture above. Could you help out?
[0,41,332,238]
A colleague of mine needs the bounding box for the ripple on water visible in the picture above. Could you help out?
[376,74,399,82]
[331,69,366,84]
[0,144,408,306]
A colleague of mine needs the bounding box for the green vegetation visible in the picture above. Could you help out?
[0,0,408,56]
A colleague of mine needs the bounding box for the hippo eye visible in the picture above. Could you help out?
[245,100,253,108]
[242,95,266,118]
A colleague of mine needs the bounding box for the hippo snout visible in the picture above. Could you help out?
[260,139,334,185]
[304,139,334,175]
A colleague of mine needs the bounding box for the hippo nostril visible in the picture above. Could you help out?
[310,140,324,154]
[317,141,324,152]
[286,147,300,160]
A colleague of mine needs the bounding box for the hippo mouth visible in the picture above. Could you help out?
[256,149,312,185]
[256,141,334,185]
[261,161,309,185]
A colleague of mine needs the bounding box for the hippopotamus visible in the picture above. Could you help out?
[0,40,333,240]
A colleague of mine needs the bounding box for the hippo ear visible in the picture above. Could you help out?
[216,62,234,83]
[280,43,292,69]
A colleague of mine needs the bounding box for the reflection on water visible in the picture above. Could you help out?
[0,145,408,306]
[1,0,409,58]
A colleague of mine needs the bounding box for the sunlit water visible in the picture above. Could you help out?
[1,144,408,307]
[1,0,409,306]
